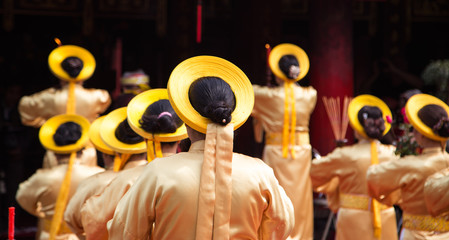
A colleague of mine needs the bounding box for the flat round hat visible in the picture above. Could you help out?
[39,114,90,154]
[48,45,96,82]
[405,93,449,142]
[269,43,310,82]
[167,55,254,134]
[88,116,114,155]
[127,88,187,141]
[100,107,146,154]
[348,94,392,139]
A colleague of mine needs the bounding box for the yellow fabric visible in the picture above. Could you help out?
[49,152,76,240]
[265,131,309,145]
[424,168,449,217]
[403,213,449,232]
[370,141,382,239]
[106,140,294,240]
[252,84,316,240]
[113,154,131,172]
[154,141,163,158]
[112,154,121,172]
[196,124,234,239]
[339,193,390,211]
[147,139,155,161]
[282,81,297,159]
[310,140,399,240]
[66,82,76,114]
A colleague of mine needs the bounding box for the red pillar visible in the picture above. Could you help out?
[309,0,354,156]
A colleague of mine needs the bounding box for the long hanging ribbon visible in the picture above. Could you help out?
[113,153,131,172]
[196,123,233,239]
[147,139,155,162]
[66,81,76,114]
[154,140,163,158]
[49,151,76,240]
[282,81,296,158]
[370,140,382,239]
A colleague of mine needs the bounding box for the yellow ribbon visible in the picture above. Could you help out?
[370,140,382,239]
[282,81,296,158]
[49,152,76,240]
[154,141,163,158]
[146,139,155,162]
[113,153,131,172]
[66,81,76,114]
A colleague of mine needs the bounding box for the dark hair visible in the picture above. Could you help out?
[418,104,449,137]
[53,121,82,146]
[61,56,84,78]
[139,99,183,134]
[357,106,385,139]
[278,54,299,79]
[188,77,236,125]
[115,119,144,144]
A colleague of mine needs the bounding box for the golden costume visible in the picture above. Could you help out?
[108,141,294,239]
[107,56,294,239]
[367,94,449,239]
[80,164,147,240]
[310,140,399,240]
[424,168,449,217]
[252,43,316,240]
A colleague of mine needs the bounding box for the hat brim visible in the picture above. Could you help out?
[100,107,146,154]
[88,116,114,155]
[39,114,90,154]
[127,88,188,141]
[48,45,96,82]
[348,95,392,139]
[405,94,449,142]
[167,55,254,134]
[269,43,310,82]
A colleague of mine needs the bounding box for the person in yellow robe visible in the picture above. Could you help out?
[424,168,449,218]
[107,56,294,239]
[16,114,104,240]
[251,43,316,240]
[79,88,187,240]
[367,93,449,239]
[63,109,148,238]
[18,42,111,168]
[310,95,399,240]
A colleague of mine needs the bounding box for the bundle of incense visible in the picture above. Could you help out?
[322,96,351,146]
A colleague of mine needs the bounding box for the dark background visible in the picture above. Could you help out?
[1,0,448,239]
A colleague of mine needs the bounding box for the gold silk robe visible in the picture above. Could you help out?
[64,160,146,239]
[107,140,295,240]
[251,84,316,240]
[18,84,111,127]
[310,140,399,240]
[80,160,148,240]
[15,158,104,240]
[424,168,449,217]
[367,147,449,239]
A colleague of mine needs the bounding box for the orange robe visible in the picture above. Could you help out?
[310,140,399,240]
[251,84,316,240]
[367,147,449,239]
[107,140,294,240]
[16,157,104,240]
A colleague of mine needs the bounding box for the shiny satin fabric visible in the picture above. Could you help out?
[64,159,146,239]
[424,168,449,217]
[310,140,399,240]
[107,140,294,240]
[15,159,104,240]
[80,160,148,240]
[18,84,111,127]
[43,146,98,168]
[367,147,449,239]
[251,84,316,240]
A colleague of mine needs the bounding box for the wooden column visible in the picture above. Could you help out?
[309,0,354,155]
